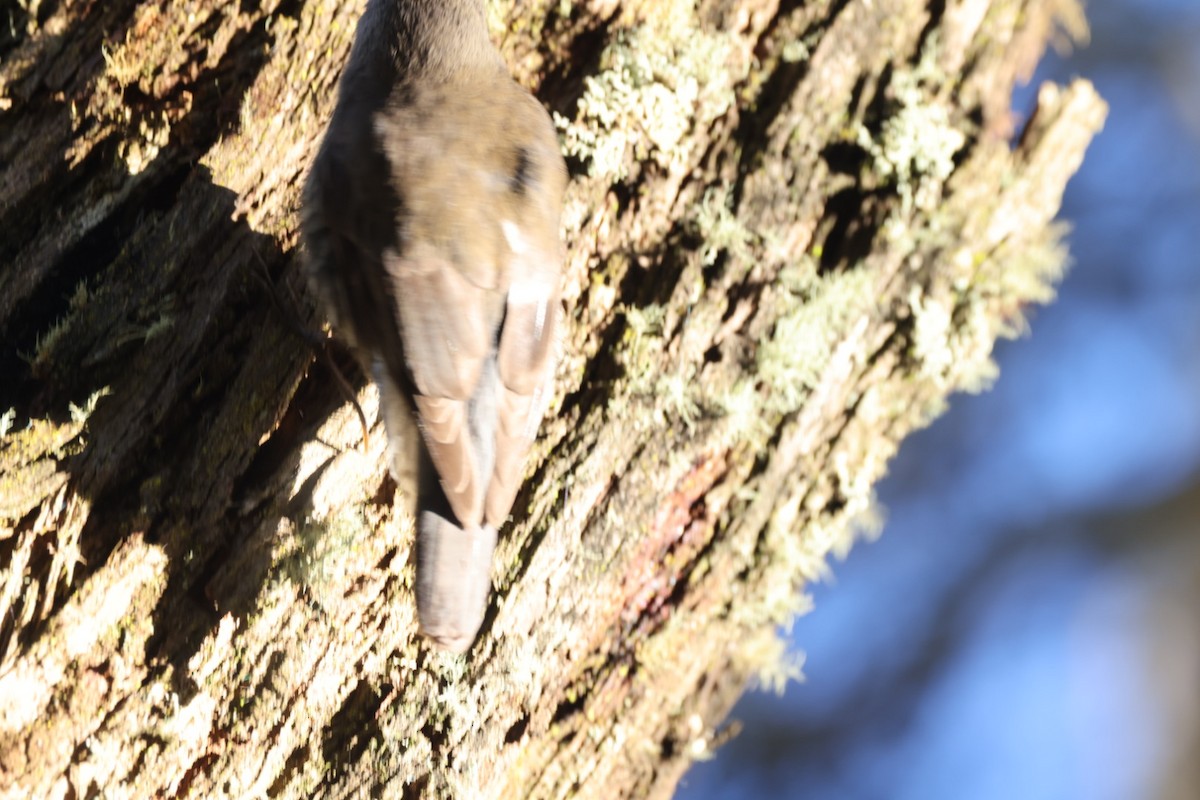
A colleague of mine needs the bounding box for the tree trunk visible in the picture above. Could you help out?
[0,0,1104,797]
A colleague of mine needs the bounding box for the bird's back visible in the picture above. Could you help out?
[301,0,566,652]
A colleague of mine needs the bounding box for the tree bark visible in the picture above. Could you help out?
[0,0,1104,798]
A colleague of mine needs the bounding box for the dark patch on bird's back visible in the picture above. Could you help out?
[509,147,533,196]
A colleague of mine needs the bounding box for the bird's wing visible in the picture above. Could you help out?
[384,81,565,532]
[384,243,496,529]
[485,219,562,528]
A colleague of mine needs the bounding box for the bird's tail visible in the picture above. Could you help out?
[376,357,500,653]
[416,512,497,653]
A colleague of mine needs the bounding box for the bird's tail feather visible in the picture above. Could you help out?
[416,512,496,653]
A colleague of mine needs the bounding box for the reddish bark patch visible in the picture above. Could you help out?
[620,451,728,630]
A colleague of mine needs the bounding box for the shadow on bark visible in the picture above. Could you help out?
[0,0,355,739]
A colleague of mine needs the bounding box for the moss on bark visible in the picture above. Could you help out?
[0,0,1103,797]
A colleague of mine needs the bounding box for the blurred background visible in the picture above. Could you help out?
[681,1,1200,798]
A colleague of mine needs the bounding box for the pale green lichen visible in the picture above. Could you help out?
[856,34,965,215]
[737,378,893,636]
[986,222,1071,322]
[752,520,824,632]
[757,265,874,415]
[745,634,806,697]
[712,378,773,446]
[31,314,70,365]
[693,187,754,268]
[655,370,701,428]
[140,312,175,342]
[618,305,710,429]
[618,304,669,397]
[555,3,735,180]
[68,277,90,310]
[780,39,810,64]
[280,510,380,614]
[907,227,1069,403]
[909,284,957,386]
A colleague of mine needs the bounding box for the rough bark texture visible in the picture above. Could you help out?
[0,0,1104,798]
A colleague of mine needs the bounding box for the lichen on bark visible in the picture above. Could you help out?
[0,0,1104,798]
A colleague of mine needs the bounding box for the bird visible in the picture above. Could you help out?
[300,0,566,653]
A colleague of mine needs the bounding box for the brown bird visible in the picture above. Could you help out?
[301,0,566,652]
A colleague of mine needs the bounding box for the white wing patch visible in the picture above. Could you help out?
[501,219,552,340]
[534,297,547,341]
[501,220,528,256]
